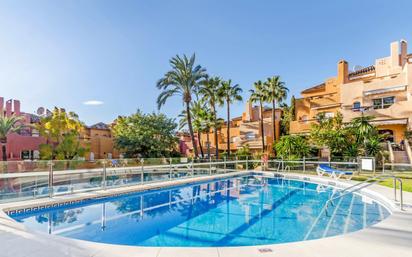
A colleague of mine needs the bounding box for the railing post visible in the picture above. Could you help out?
[48,160,54,198]
[399,179,403,210]
[169,157,172,180]
[191,160,194,177]
[393,177,397,202]
[224,156,226,171]
[235,156,238,170]
[382,158,385,174]
[281,157,284,172]
[209,157,212,175]
[102,160,107,190]
[141,158,144,184]
[303,157,306,174]
[246,156,249,170]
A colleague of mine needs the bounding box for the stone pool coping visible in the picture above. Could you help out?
[0,171,411,257]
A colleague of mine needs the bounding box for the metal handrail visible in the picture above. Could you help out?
[326,174,403,210]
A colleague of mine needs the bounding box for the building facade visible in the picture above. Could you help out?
[81,122,120,160]
[291,40,412,143]
[0,97,120,161]
[0,97,45,160]
[196,101,282,157]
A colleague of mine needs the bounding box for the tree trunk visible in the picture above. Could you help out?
[186,102,199,157]
[226,99,231,157]
[206,129,211,159]
[272,99,276,156]
[260,101,265,152]
[212,104,219,159]
[1,143,7,161]
[272,99,276,142]
[197,132,204,158]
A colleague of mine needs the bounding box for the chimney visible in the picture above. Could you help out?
[13,100,21,116]
[337,60,348,84]
[400,39,408,66]
[244,101,252,122]
[390,41,400,67]
[5,100,12,117]
[0,97,3,115]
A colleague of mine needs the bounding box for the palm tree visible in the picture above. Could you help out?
[350,114,378,155]
[263,76,288,144]
[250,81,266,152]
[179,102,215,159]
[350,115,376,143]
[218,80,243,157]
[157,54,207,158]
[0,114,24,161]
[179,102,203,158]
[199,76,222,158]
[201,110,214,159]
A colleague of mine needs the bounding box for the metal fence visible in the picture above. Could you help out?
[0,157,410,204]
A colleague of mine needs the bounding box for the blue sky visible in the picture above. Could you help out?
[0,0,411,125]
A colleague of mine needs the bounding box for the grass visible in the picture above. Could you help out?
[352,172,412,192]
[274,166,412,192]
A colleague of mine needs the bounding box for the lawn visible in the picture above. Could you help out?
[352,172,412,193]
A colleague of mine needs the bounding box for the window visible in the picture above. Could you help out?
[373,96,395,109]
[21,150,31,160]
[353,101,361,110]
[245,132,255,139]
[324,112,334,118]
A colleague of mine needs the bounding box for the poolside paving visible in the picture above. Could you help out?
[0,171,411,257]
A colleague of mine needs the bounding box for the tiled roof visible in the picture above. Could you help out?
[348,65,375,78]
[89,122,110,130]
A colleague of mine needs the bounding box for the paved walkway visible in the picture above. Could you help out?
[0,171,411,257]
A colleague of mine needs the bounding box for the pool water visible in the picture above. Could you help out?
[10,176,390,247]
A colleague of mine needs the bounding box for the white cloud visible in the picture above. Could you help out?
[83,100,104,106]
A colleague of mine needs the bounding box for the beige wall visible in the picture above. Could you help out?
[198,101,282,155]
[81,127,120,160]
[292,40,412,142]
[340,40,412,142]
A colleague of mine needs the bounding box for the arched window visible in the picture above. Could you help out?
[353,101,361,110]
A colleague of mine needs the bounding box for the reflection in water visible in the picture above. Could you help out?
[10,176,390,247]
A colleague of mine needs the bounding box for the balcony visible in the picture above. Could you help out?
[290,120,312,134]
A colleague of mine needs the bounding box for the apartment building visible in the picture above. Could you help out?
[81,122,120,160]
[197,101,282,156]
[0,97,45,160]
[290,63,344,135]
[341,40,412,144]
[291,40,412,144]
[0,97,120,161]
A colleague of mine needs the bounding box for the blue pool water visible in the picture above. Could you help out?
[9,175,390,247]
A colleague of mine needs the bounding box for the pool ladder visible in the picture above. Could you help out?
[325,174,404,211]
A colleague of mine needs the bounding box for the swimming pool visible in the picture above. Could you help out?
[9,175,390,247]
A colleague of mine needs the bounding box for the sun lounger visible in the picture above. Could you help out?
[316,164,353,180]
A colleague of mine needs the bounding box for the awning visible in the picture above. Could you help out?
[363,85,407,96]
[370,118,408,126]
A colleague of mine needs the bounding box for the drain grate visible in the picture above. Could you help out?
[258,248,273,253]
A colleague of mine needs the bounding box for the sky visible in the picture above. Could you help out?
[0,0,411,125]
